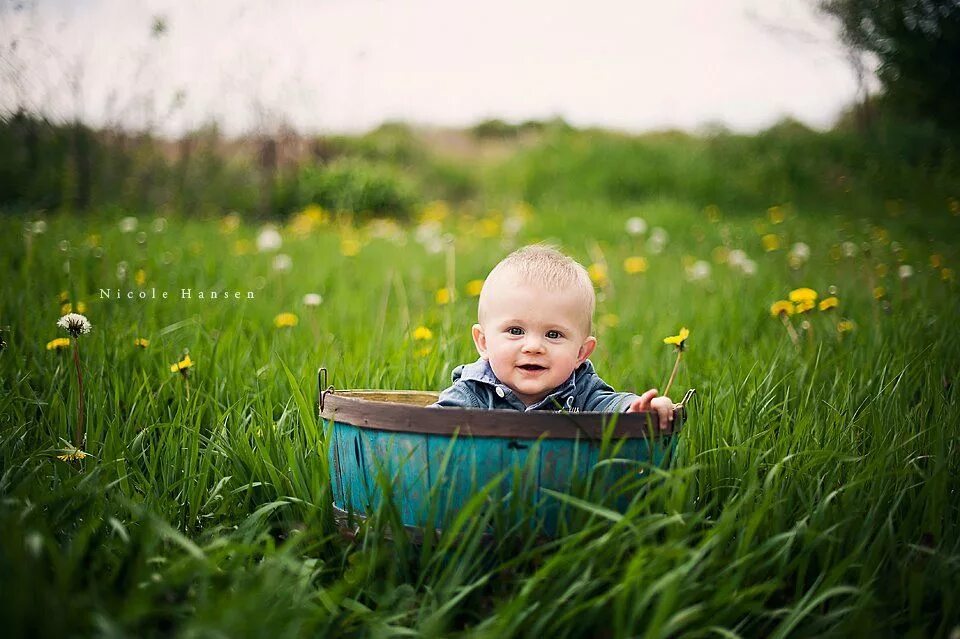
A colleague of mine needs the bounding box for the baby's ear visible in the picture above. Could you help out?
[471,324,489,359]
[577,336,597,363]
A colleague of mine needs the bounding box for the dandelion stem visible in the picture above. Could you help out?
[780,313,800,348]
[71,338,85,449]
[664,350,682,397]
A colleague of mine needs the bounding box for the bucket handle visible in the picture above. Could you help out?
[318,367,336,412]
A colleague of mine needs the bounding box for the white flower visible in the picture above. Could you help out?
[152,217,167,233]
[647,227,668,254]
[740,259,757,276]
[415,221,442,245]
[272,253,293,272]
[842,241,858,258]
[727,249,748,268]
[119,216,138,233]
[57,313,92,337]
[625,216,647,236]
[503,216,525,236]
[31,220,47,234]
[790,242,811,261]
[686,260,711,281]
[303,293,323,307]
[898,264,914,279]
[116,261,128,280]
[256,226,282,252]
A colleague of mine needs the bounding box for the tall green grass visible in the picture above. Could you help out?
[1,193,959,636]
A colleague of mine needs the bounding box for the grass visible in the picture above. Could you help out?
[1,177,959,636]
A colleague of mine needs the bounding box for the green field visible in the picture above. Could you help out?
[2,125,960,637]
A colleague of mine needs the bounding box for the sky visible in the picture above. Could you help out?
[0,0,875,137]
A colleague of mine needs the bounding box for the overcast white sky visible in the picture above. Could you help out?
[0,0,873,136]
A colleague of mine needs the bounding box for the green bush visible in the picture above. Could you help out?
[297,159,417,217]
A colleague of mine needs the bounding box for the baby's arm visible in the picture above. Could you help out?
[625,389,674,430]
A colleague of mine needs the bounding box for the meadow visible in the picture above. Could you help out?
[1,124,959,637]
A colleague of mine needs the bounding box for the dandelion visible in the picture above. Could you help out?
[740,259,757,276]
[767,205,785,224]
[256,226,282,252]
[587,263,608,286]
[837,319,855,333]
[419,200,450,223]
[625,217,647,236]
[788,242,811,269]
[930,254,943,268]
[842,242,858,258]
[134,338,150,348]
[152,217,167,233]
[303,293,323,307]
[647,227,668,254]
[873,286,886,300]
[435,288,451,305]
[942,268,955,282]
[415,346,432,358]
[340,237,361,257]
[170,353,192,400]
[875,263,888,278]
[412,326,433,341]
[704,205,721,223]
[788,288,818,303]
[57,448,88,462]
[221,213,241,234]
[57,313,91,451]
[770,301,799,347]
[465,279,484,297]
[46,337,71,351]
[233,239,253,256]
[818,297,839,311]
[661,328,689,397]
[32,220,47,234]
[686,260,711,282]
[119,216,138,233]
[272,253,293,272]
[795,299,815,314]
[135,269,147,287]
[898,265,914,279]
[600,313,620,328]
[761,234,781,252]
[623,256,648,274]
[274,312,299,328]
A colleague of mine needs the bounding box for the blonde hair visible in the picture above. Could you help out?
[479,244,595,334]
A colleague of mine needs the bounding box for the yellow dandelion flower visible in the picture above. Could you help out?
[420,200,450,223]
[435,288,451,305]
[46,337,71,351]
[135,269,147,287]
[761,234,781,252]
[623,256,648,274]
[837,319,855,333]
[465,279,484,297]
[274,312,299,328]
[415,345,432,358]
[663,327,690,348]
[587,263,608,285]
[767,205,785,224]
[942,268,955,282]
[60,302,72,314]
[930,254,943,268]
[220,213,241,234]
[340,237,361,257]
[711,247,729,264]
[818,296,839,311]
[57,448,89,462]
[134,338,150,348]
[412,326,433,341]
[795,299,815,313]
[233,239,253,256]
[58,291,70,304]
[477,216,501,238]
[770,300,794,317]
[873,286,886,300]
[600,313,620,327]
[170,354,193,373]
[875,263,888,278]
[788,288,818,303]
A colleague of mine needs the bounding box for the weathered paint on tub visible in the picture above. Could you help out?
[319,385,686,535]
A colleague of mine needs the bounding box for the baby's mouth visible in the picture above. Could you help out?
[517,364,547,371]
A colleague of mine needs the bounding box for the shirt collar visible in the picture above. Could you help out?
[459,358,582,410]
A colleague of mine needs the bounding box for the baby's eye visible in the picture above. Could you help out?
[546,330,562,339]
[507,327,524,336]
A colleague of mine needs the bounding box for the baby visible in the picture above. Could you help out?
[432,245,675,429]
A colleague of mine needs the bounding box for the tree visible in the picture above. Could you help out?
[820,0,960,131]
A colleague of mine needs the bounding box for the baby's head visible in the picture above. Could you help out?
[472,245,598,406]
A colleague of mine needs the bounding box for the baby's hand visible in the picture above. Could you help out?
[626,389,675,430]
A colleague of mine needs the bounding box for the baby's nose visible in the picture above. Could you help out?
[522,336,545,352]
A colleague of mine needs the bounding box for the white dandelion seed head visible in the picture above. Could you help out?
[625,217,648,236]
[152,217,167,233]
[790,242,811,261]
[728,249,748,267]
[303,293,323,307]
[898,264,914,279]
[256,226,283,252]
[842,241,858,257]
[119,216,138,233]
[503,216,525,236]
[32,220,47,234]
[686,260,711,281]
[740,259,758,276]
[415,221,442,245]
[57,313,92,337]
[272,253,293,272]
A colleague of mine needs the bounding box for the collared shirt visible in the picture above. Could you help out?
[431,358,638,413]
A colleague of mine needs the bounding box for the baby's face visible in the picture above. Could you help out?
[473,278,596,406]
